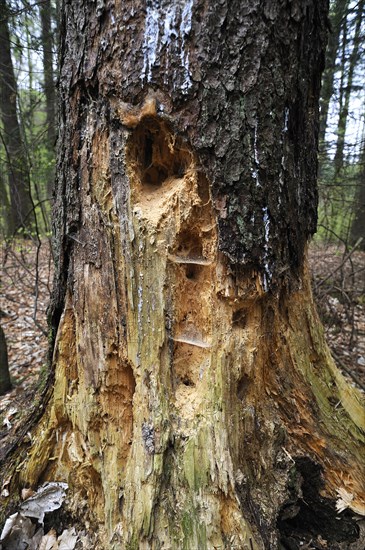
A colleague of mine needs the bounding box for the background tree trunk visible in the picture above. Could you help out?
[1,1,364,549]
[350,136,365,249]
[40,0,57,198]
[333,0,364,176]
[40,0,56,148]
[0,324,11,395]
[319,0,350,147]
[0,0,34,235]
[0,170,11,235]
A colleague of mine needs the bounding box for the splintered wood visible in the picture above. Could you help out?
[13,101,364,549]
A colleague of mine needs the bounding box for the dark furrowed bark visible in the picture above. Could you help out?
[54,0,328,296]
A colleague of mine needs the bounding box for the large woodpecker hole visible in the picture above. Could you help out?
[128,117,191,191]
[185,263,202,280]
[175,230,203,260]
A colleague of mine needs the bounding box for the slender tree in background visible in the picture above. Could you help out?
[0,170,10,234]
[350,134,365,248]
[0,1,364,549]
[0,0,34,235]
[40,0,56,149]
[333,0,364,176]
[0,324,11,395]
[318,0,365,242]
[0,0,58,236]
[40,0,57,199]
[319,0,350,147]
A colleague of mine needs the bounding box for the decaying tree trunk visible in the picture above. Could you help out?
[1,1,364,549]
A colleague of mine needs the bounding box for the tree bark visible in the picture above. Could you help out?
[0,324,11,395]
[1,1,364,549]
[0,0,34,235]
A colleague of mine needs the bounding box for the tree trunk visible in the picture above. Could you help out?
[0,170,11,236]
[0,0,34,235]
[1,1,364,549]
[350,137,365,250]
[333,0,364,176]
[40,0,56,148]
[319,0,350,147]
[0,324,11,395]
[40,0,57,198]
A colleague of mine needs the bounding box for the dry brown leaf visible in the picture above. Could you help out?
[21,487,35,500]
[39,528,58,550]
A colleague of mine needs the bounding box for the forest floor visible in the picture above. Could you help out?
[0,238,364,433]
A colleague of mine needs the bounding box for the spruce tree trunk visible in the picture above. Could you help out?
[1,1,364,548]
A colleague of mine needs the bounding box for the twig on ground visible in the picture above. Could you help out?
[314,237,363,290]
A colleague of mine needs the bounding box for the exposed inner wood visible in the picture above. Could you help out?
[3,104,364,549]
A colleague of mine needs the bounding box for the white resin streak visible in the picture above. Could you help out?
[161,5,177,45]
[283,107,289,133]
[141,1,160,82]
[278,108,290,205]
[141,0,193,92]
[252,123,261,187]
[262,206,272,292]
[180,0,193,92]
